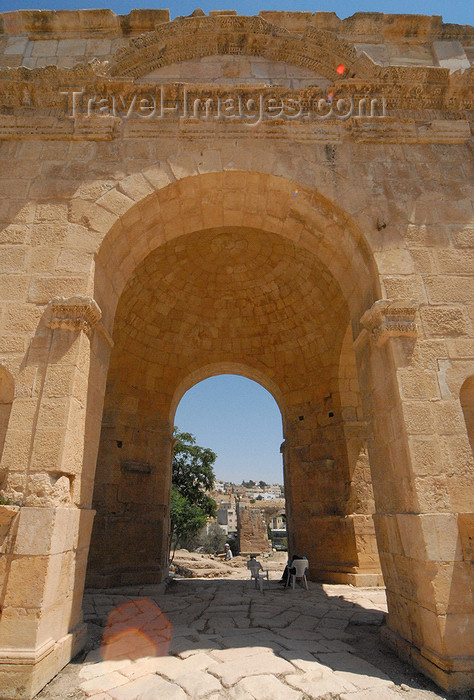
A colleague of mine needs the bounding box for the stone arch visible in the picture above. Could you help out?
[87,167,384,589]
[0,365,14,471]
[104,15,377,82]
[94,167,380,335]
[460,375,474,458]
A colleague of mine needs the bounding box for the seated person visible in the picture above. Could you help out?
[247,554,264,575]
[280,554,306,586]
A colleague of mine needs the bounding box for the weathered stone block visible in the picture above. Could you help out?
[421,307,470,337]
[0,247,26,273]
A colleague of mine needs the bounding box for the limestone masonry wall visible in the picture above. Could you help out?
[0,8,472,699]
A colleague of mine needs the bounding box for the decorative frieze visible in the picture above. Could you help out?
[360,299,418,347]
[0,112,469,143]
[106,19,377,81]
[0,15,472,119]
[46,296,102,337]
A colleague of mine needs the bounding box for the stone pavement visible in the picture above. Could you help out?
[38,574,457,700]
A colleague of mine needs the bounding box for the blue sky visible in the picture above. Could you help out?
[175,376,285,485]
[0,0,471,25]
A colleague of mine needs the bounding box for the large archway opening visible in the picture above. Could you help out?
[174,374,284,486]
[174,374,285,555]
[87,209,380,587]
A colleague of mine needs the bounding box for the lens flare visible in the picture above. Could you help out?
[101,599,171,661]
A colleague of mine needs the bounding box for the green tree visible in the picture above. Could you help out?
[169,429,217,562]
[227,533,239,556]
[267,524,273,546]
[169,487,207,561]
[173,429,217,517]
[259,480,267,489]
[242,480,256,488]
[201,522,227,554]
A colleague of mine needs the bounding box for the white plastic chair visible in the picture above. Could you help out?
[291,558,309,590]
[247,559,269,592]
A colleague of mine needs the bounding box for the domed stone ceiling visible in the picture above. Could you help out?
[108,225,350,410]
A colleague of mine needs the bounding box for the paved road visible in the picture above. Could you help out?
[38,574,462,699]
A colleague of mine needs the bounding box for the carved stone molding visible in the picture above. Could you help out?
[0,113,469,144]
[46,295,102,337]
[360,299,418,347]
[105,15,375,81]
[0,14,472,117]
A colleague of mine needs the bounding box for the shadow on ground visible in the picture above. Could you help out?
[36,577,470,700]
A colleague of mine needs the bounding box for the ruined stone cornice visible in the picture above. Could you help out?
[0,9,472,43]
[0,13,472,116]
[0,113,469,144]
[0,8,170,38]
[102,15,363,82]
[46,296,102,337]
[0,65,472,118]
[360,299,419,347]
